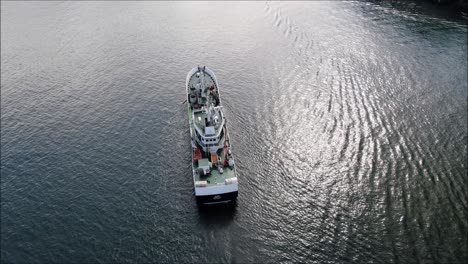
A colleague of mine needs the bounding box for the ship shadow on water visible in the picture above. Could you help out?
[196,201,238,227]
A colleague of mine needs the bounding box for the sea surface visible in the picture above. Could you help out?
[1,1,467,263]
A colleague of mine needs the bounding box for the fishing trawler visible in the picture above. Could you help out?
[186,66,238,205]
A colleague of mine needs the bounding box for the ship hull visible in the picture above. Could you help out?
[186,66,238,206]
[196,191,238,205]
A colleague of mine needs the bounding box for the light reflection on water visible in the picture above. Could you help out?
[1,1,467,263]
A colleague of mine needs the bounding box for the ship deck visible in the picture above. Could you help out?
[187,71,217,96]
[187,69,236,186]
[188,105,236,185]
[195,149,236,184]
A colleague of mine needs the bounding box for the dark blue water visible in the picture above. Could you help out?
[1,1,467,263]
